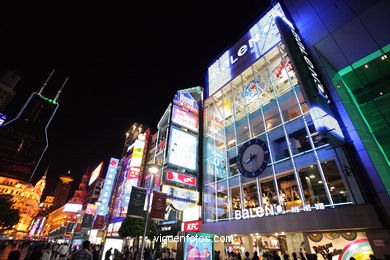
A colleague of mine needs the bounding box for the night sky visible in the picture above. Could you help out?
[1,1,269,197]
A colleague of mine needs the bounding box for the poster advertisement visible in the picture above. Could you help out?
[150,191,167,220]
[168,127,198,171]
[127,186,147,218]
[172,106,199,132]
[184,233,213,260]
[307,232,374,260]
[166,171,197,187]
[81,214,94,228]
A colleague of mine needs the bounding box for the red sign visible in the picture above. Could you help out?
[150,191,167,220]
[184,221,202,232]
[92,215,105,229]
[166,171,197,186]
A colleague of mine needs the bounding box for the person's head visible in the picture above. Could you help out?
[369,255,376,260]
[254,251,258,256]
[350,257,356,260]
[8,250,20,260]
[292,253,297,258]
[245,252,250,257]
[82,240,90,249]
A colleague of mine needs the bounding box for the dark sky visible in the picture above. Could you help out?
[1,1,270,196]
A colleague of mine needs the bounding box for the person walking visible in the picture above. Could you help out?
[105,248,112,260]
[58,243,69,260]
[244,252,251,260]
[73,241,93,260]
[41,244,52,260]
[252,251,259,260]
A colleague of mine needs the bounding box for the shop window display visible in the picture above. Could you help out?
[321,160,351,203]
[277,173,302,210]
[298,164,330,205]
[243,181,260,211]
[260,179,278,207]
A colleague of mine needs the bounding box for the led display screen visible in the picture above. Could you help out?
[89,162,103,186]
[97,158,119,216]
[63,203,83,213]
[207,3,286,98]
[184,233,213,260]
[168,127,198,171]
[172,106,199,132]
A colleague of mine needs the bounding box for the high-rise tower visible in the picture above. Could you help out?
[52,170,74,208]
[0,70,69,182]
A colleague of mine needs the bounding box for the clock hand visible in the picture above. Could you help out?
[244,153,255,164]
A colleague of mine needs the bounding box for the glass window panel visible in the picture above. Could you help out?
[298,163,330,205]
[268,126,289,161]
[233,85,247,121]
[229,177,241,218]
[277,173,302,211]
[203,185,216,222]
[225,124,236,149]
[321,160,351,204]
[278,90,301,122]
[248,109,265,137]
[243,181,260,214]
[285,118,311,155]
[260,178,278,207]
[215,180,230,220]
[263,99,282,130]
[279,43,299,86]
[305,114,329,148]
[236,117,250,144]
[295,86,309,114]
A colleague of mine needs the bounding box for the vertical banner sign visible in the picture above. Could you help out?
[66,222,76,233]
[74,223,82,234]
[81,214,94,228]
[150,191,167,220]
[92,215,105,230]
[127,186,147,218]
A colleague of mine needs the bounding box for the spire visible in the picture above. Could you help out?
[53,76,69,103]
[43,165,50,178]
[38,69,55,95]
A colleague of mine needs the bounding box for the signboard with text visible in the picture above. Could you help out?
[150,191,167,220]
[183,220,202,232]
[127,186,147,218]
[166,171,197,187]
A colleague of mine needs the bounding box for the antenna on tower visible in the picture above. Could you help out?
[38,69,55,95]
[43,164,50,178]
[53,76,69,103]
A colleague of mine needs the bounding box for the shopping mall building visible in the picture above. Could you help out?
[200,2,389,259]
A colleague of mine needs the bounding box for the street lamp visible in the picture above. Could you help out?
[140,164,161,260]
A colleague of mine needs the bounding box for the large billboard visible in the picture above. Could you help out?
[172,106,199,132]
[168,127,198,171]
[207,3,286,98]
[89,162,103,186]
[96,158,119,216]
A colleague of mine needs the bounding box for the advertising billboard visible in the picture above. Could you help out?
[168,127,198,171]
[166,171,197,187]
[207,3,286,98]
[89,162,103,186]
[162,185,199,203]
[173,92,199,115]
[63,203,83,213]
[127,186,147,218]
[120,137,146,216]
[172,106,199,132]
[97,158,119,216]
[184,233,213,260]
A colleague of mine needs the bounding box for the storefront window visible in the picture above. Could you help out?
[242,181,260,211]
[260,178,278,207]
[278,90,301,122]
[277,173,302,211]
[216,180,230,220]
[248,109,265,136]
[321,160,351,204]
[285,118,311,155]
[263,99,282,130]
[236,117,251,144]
[298,163,329,205]
[230,177,241,217]
[268,126,289,161]
[203,184,216,222]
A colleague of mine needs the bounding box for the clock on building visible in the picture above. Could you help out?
[237,138,270,178]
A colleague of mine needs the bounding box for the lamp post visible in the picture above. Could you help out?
[140,164,161,260]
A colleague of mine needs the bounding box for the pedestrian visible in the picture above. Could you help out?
[52,244,59,260]
[252,251,259,260]
[244,252,251,260]
[369,255,376,260]
[312,254,318,260]
[7,250,20,260]
[105,248,112,260]
[113,248,121,260]
[292,253,298,260]
[350,257,356,260]
[283,253,290,260]
[300,252,306,260]
[58,243,69,260]
[73,240,93,260]
[42,244,52,260]
[237,252,242,260]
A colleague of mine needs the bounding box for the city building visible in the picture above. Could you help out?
[0,172,46,239]
[200,3,387,259]
[0,70,68,181]
[142,87,203,249]
[39,195,55,214]
[52,172,74,208]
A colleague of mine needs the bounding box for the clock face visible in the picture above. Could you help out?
[237,138,270,178]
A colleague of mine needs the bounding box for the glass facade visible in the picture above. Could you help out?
[203,42,364,223]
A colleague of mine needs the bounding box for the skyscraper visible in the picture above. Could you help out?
[0,70,68,181]
[52,171,74,208]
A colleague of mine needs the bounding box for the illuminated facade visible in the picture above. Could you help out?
[42,204,77,239]
[200,3,385,259]
[0,173,46,238]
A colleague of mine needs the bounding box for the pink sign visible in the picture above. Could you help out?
[172,107,198,132]
[166,171,197,186]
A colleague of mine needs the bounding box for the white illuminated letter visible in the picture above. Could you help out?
[256,207,264,217]
[242,209,250,219]
[235,210,242,220]
[265,205,274,216]
[238,45,248,57]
